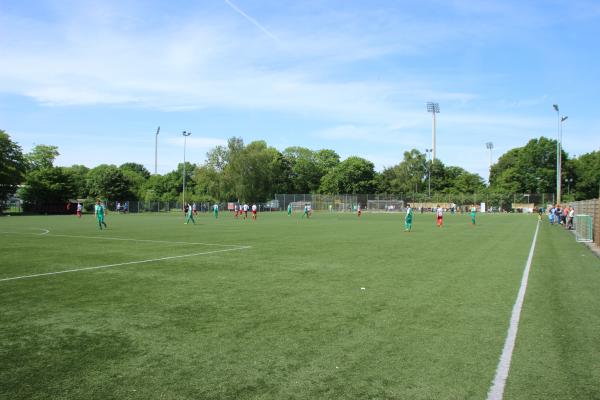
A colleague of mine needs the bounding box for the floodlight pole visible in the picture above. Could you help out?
[553,104,560,204]
[154,126,160,174]
[425,148,432,198]
[426,102,440,161]
[559,115,568,202]
[182,130,192,208]
[486,142,494,183]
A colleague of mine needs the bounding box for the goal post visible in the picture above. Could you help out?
[574,215,593,243]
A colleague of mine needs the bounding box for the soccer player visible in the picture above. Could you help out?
[287,202,292,216]
[302,203,310,219]
[213,203,219,219]
[470,206,477,225]
[357,204,362,217]
[243,203,249,219]
[192,202,198,216]
[436,205,443,227]
[185,203,196,224]
[76,202,83,218]
[234,203,239,218]
[405,203,413,232]
[252,204,257,220]
[94,200,107,230]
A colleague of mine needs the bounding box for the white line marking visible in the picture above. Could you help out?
[0,231,245,247]
[0,228,49,235]
[0,246,251,282]
[487,220,540,400]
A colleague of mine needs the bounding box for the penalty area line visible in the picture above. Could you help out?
[0,230,245,247]
[486,220,540,400]
[0,246,251,282]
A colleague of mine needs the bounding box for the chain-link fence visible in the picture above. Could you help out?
[569,198,600,246]
[273,193,557,212]
[3,193,561,215]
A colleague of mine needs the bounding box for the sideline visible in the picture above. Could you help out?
[486,220,540,400]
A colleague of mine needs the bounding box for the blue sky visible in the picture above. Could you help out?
[1,0,599,181]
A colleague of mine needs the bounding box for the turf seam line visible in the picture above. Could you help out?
[0,246,251,282]
[486,220,540,400]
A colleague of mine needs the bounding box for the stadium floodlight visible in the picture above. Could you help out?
[486,142,494,182]
[182,130,192,208]
[426,102,440,161]
[154,126,160,174]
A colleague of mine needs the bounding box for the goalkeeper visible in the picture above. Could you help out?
[404,203,413,232]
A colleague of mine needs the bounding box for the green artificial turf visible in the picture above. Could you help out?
[0,211,598,399]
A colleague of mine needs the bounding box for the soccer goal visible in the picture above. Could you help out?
[574,215,593,242]
[367,199,404,212]
[290,201,310,211]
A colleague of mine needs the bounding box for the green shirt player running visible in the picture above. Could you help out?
[287,202,292,216]
[405,203,413,232]
[470,206,477,225]
[94,200,107,230]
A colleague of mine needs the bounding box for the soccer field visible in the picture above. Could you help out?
[1,212,599,400]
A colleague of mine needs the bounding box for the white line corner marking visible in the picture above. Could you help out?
[487,221,540,400]
[1,246,251,282]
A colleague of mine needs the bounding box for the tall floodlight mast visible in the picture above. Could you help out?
[154,126,160,174]
[426,102,440,161]
[486,142,494,182]
[182,130,192,208]
[553,104,566,204]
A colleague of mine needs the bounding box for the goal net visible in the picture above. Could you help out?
[367,199,404,212]
[574,215,593,242]
[290,201,310,211]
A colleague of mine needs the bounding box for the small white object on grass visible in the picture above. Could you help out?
[361,287,365,290]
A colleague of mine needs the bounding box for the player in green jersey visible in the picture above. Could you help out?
[405,203,413,232]
[470,206,477,225]
[94,200,107,230]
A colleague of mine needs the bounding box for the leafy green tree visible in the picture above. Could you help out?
[379,150,427,194]
[120,163,150,179]
[229,140,287,202]
[444,166,485,193]
[118,163,150,199]
[319,156,376,194]
[25,144,59,171]
[143,174,169,202]
[0,130,27,205]
[283,147,321,193]
[86,164,134,200]
[62,164,89,198]
[573,151,600,200]
[489,137,565,194]
[18,167,76,212]
[193,165,222,202]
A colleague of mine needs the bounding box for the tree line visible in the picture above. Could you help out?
[1,129,599,212]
